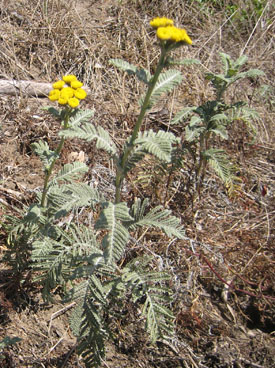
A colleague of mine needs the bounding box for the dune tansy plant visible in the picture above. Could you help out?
[5,15,266,368]
[8,19,194,368]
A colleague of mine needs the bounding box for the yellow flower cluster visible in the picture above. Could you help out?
[150,17,174,28]
[150,17,192,45]
[48,75,87,108]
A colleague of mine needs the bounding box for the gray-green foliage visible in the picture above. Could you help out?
[66,252,174,367]
[60,121,117,156]
[109,55,192,203]
[28,194,184,366]
[7,52,188,366]
[172,52,264,195]
[141,69,183,108]
[109,58,184,108]
[109,58,152,84]
[5,48,263,367]
[205,53,264,100]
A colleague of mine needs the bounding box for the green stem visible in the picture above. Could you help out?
[40,107,71,208]
[115,47,168,203]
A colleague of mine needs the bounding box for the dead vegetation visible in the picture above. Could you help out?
[0,0,274,367]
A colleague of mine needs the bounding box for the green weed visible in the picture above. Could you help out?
[4,15,264,368]
[6,17,191,368]
[171,52,264,196]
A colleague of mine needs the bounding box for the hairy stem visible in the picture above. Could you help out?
[40,108,71,207]
[115,47,168,203]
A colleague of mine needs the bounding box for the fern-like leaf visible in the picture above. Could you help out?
[77,323,107,368]
[64,182,105,207]
[166,57,201,66]
[95,202,133,264]
[143,290,174,343]
[128,197,149,223]
[231,105,258,135]
[22,203,46,225]
[120,256,174,342]
[231,69,264,83]
[68,277,109,368]
[47,183,104,219]
[122,260,170,303]
[68,109,94,128]
[109,58,151,84]
[208,113,229,139]
[135,130,178,162]
[171,106,197,125]
[49,162,88,186]
[127,199,185,239]
[142,69,182,108]
[220,52,235,76]
[8,204,48,240]
[60,123,117,156]
[185,115,204,142]
[209,124,228,139]
[203,148,240,194]
[31,237,73,299]
[31,140,57,170]
[55,224,98,259]
[124,145,147,173]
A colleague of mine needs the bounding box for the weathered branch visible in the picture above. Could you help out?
[0,79,52,97]
[0,80,90,97]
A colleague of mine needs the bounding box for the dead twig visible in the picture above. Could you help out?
[47,302,76,336]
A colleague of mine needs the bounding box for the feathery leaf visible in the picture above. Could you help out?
[127,199,185,239]
[203,148,240,194]
[142,69,182,108]
[60,123,117,156]
[142,291,174,343]
[31,140,57,170]
[171,106,197,124]
[50,162,88,186]
[47,182,104,219]
[95,202,133,264]
[68,109,94,128]
[69,279,109,368]
[109,58,151,84]
[167,57,200,66]
[135,130,178,162]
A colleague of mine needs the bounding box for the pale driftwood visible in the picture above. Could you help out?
[0,80,90,97]
[0,79,52,97]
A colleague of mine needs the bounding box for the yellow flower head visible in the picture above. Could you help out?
[150,17,174,29]
[52,80,65,90]
[60,87,74,99]
[62,75,77,83]
[48,89,60,101]
[156,26,173,40]
[48,75,87,108]
[157,25,192,45]
[68,97,80,108]
[179,29,192,45]
[74,88,87,100]
[71,80,83,89]
[58,97,68,105]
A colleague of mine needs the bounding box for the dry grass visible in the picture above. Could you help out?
[0,0,274,367]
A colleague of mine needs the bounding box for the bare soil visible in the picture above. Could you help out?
[0,0,274,367]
